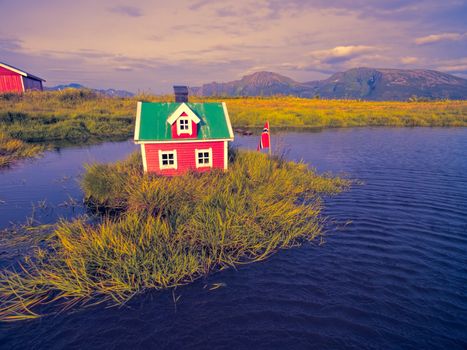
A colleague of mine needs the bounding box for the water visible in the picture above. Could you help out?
[0,140,139,227]
[1,128,466,349]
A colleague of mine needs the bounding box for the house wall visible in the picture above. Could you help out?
[22,77,43,91]
[143,141,226,176]
[0,66,23,93]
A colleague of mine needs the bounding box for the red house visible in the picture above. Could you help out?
[0,62,45,93]
[134,86,234,175]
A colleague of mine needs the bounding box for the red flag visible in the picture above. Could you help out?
[257,121,270,151]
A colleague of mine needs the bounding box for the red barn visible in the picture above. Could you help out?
[134,86,234,175]
[0,62,45,93]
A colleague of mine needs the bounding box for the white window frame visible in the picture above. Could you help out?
[177,117,192,136]
[158,150,178,170]
[195,148,213,168]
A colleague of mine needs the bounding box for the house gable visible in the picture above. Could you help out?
[167,103,201,139]
[167,103,201,125]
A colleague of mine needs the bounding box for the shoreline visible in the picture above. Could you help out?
[1,91,466,166]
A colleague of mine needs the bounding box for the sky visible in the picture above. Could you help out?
[0,0,466,93]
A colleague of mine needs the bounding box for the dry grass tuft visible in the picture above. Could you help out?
[0,132,43,168]
[0,150,349,320]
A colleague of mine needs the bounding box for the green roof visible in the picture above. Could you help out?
[134,102,234,142]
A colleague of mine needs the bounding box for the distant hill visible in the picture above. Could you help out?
[190,71,311,97]
[46,83,134,98]
[190,68,467,101]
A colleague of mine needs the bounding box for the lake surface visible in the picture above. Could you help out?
[1,128,466,349]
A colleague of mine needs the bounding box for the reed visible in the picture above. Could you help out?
[0,150,348,320]
[0,132,43,167]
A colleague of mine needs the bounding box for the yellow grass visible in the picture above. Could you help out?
[0,132,43,167]
[1,90,465,165]
[0,150,349,320]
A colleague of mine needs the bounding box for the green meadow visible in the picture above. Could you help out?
[0,150,348,320]
[0,89,466,166]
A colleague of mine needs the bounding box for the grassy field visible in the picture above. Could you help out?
[0,90,139,142]
[1,89,466,166]
[226,97,467,128]
[0,150,348,320]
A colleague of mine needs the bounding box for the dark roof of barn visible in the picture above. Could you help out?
[0,62,45,81]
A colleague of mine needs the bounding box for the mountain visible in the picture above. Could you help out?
[190,68,467,101]
[190,71,313,97]
[46,83,134,97]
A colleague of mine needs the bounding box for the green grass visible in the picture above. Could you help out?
[0,90,138,142]
[1,89,465,167]
[0,150,348,321]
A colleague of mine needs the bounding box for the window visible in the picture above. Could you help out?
[179,118,189,130]
[177,117,192,135]
[158,150,177,170]
[196,148,213,168]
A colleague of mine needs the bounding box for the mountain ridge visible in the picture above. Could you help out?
[190,68,467,100]
[45,83,134,97]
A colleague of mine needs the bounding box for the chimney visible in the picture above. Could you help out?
[173,85,188,103]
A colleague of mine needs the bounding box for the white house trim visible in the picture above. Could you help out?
[141,144,148,172]
[0,63,45,81]
[135,138,233,145]
[20,76,25,92]
[223,141,228,170]
[167,103,201,125]
[158,149,178,170]
[0,63,27,77]
[134,101,142,141]
[195,148,213,168]
[222,102,234,139]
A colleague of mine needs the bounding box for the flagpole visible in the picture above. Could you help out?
[268,121,272,157]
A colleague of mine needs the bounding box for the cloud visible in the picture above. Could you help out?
[309,45,375,64]
[401,56,419,64]
[115,66,134,72]
[188,0,212,11]
[215,7,238,17]
[414,32,466,45]
[0,37,23,51]
[436,58,467,74]
[1,0,466,91]
[281,45,395,76]
[266,0,454,20]
[109,6,143,17]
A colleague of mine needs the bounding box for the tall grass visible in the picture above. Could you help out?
[0,132,43,167]
[0,150,348,320]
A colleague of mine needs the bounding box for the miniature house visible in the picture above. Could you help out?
[134,86,234,175]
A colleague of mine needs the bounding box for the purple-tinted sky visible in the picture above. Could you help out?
[1,0,466,93]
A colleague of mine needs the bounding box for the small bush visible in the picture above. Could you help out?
[57,88,99,103]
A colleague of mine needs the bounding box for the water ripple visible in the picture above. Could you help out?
[1,128,467,349]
